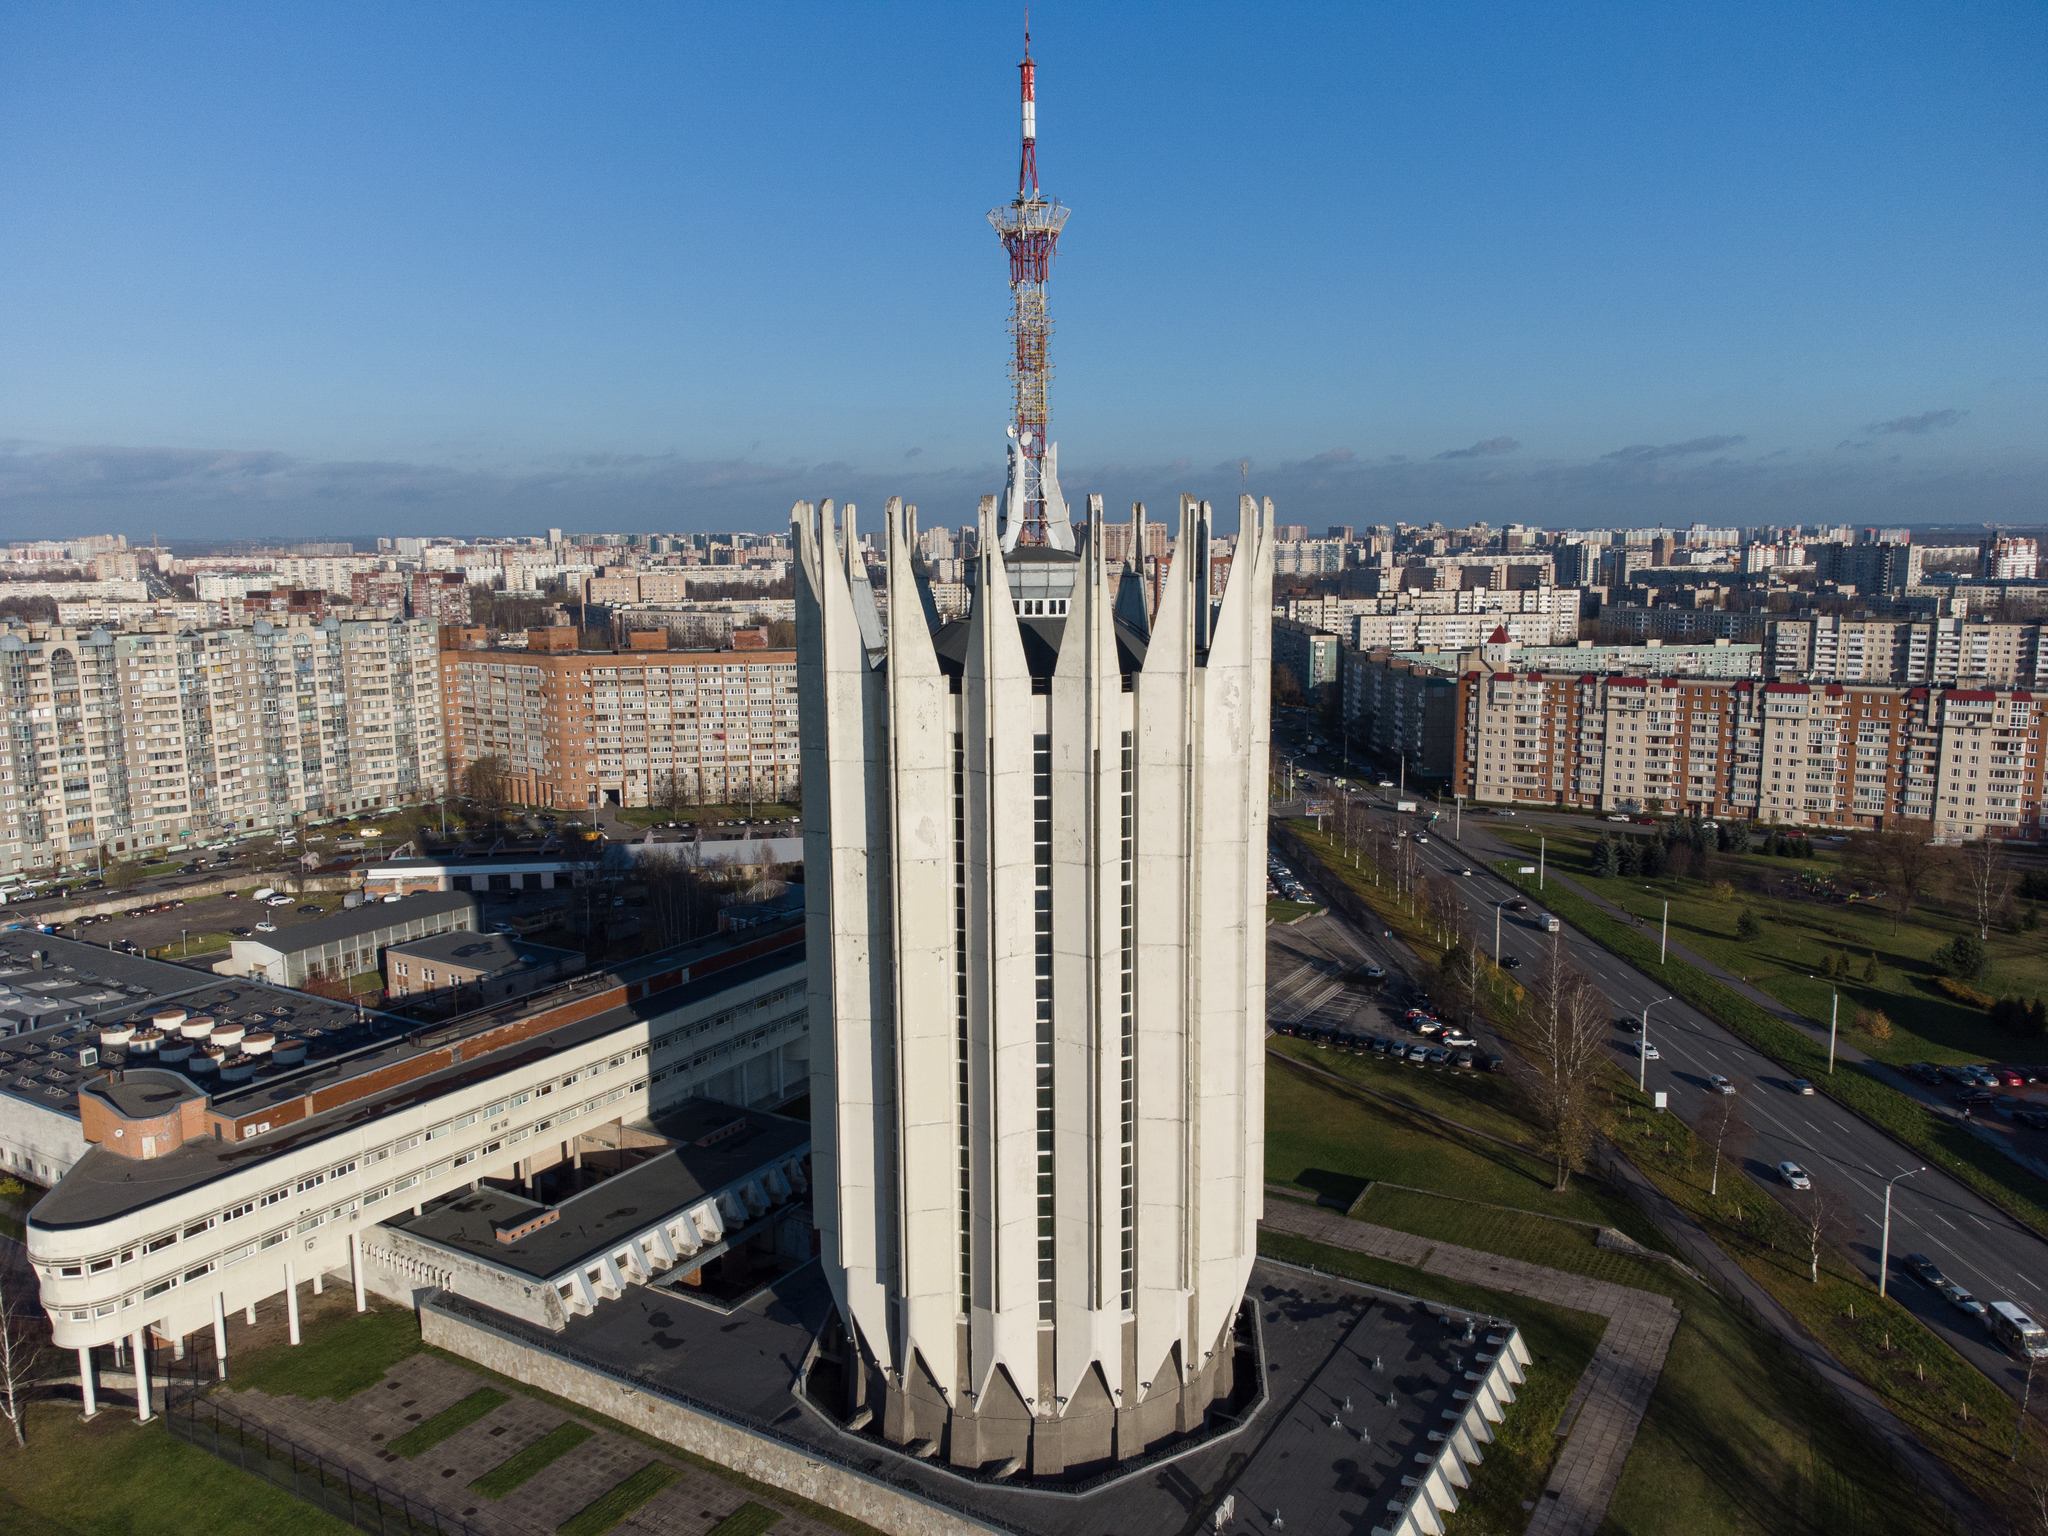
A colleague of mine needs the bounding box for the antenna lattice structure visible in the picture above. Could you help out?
[988,25,1068,547]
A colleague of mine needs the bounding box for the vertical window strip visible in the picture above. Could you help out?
[1118,732,1135,1312]
[1033,732,1055,1322]
[953,731,971,1315]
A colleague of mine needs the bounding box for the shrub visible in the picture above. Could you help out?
[1932,976,1996,1009]
[1930,933,1988,980]
[1862,951,1879,982]
[1710,879,1735,901]
[1851,1008,1894,1040]
[1736,909,1762,941]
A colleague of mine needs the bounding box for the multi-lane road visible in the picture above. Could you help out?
[1270,768,2048,1408]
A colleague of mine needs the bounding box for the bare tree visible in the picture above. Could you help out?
[0,1254,48,1448]
[1789,1179,1845,1284]
[1529,934,1610,1192]
[1955,837,2017,941]
[1701,1088,1750,1200]
[1845,824,1947,935]
[461,753,511,819]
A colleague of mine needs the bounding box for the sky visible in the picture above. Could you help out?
[1,1,2043,541]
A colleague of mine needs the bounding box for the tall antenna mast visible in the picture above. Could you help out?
[988,16,1069,547]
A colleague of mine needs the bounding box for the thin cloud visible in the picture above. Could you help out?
[1436,436,1520,460]
[1601,435,1745,462]
[1310,446,1355,465]
[1865,409,1965,436]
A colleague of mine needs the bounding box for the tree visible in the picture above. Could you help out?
[1791,1180,1844,1284]
[1736,909,1762,941]
[1271,661,1305,710]
[1702,1086,1749,1199]
[0,1254,49,1447]
[461,754,511,818]
[1591,836,1621,878]
[1617,840,1640,877]
[1529,936,1610,1192]
[1930,933,1987,980]
[105,859,143,893]
[1861,951,1879,983]
[1639,841,1665,878]
[1956,838,2017,942]
[1846,825,1947,935]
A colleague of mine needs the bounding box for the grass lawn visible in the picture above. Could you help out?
[1266,899,1321,924]
[1491,821,2048,1068]
[0,1405,354,1536]
[558,1461,681,1536]
[228,1299,423,1400]
[470,1421,594,1498]
[611,804,798,827]
[388,1386,509,1458]
[704,1506,782,1536]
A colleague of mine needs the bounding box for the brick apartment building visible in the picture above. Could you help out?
[441,628,798,810]
[1454,629,2043,841]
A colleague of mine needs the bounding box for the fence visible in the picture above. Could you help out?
[157,1336,482,1536]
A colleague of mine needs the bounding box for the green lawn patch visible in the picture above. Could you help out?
[557,1461,682,1536]
[705,1505,782,1536]
[1266,898,1321,923]
[229,1301,423,1401]
[387,1387,509,1459]
[1260,1231,1603,1534]
[470,1421,595,1499]
[0,1406,354,1536]
[611,803,798,827]
[1494,859,2048,1243]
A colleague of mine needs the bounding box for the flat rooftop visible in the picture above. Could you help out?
[384,1101,809,1281]
[427,1256,1504,1535]
[28,927,806,1231]
[384,931,579,975]
[236,891,477,956]
[0,934,215,1033]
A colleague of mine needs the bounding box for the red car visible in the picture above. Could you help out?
[1998,1068,2026,1088]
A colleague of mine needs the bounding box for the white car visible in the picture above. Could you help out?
[1415,836,1430,845]
[1636,1042,1661,1060]
[1459,868,1474,877]
[1708,1073,1736,1094]
[1444,1032,1478,1048]
[1777,1161,1811,1190]
[1377,780,1394,789]
[1607,814,1630,822]
[1361,964,1385,979]
[254,921,278,933]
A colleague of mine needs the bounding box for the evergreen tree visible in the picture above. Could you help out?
[1640,841,1665,878]
[1618,840,1641,877]
[1592,835,1621,878]
[1862,951,1879,982]
[1737,909,1762,941]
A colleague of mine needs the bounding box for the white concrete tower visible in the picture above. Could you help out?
[795,489,1274,1477]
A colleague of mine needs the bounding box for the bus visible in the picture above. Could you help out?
[1989,1300,2048,1361]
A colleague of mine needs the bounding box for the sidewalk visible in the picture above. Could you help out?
[1261,1198,1678,1536]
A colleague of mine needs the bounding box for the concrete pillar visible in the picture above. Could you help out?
[350,1230,366,1312]
[285,1262,301,1345]
[130,1329,151,1422]
[212,1291,229,1380]
[77,1346,97,1419]
[171,1333,185,1361]
[112,1337,124,1369]
[312,1267,323,1295]
[244,1302,257,1326]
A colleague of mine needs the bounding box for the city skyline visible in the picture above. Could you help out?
[3,3,2043,536]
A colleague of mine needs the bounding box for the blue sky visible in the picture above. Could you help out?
[1,1,2043,538]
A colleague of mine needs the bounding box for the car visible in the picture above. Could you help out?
[1425,1047,1451,1066]
[1506,899,1529,912]
[1361,964,1385,980]
[1900,1252,1945,1286]
[229,926,252,937]
[1483,1053,1505,1073]
[1636,1042,1661,1060]
[1707,1073,1736,1094]
[298,904,323,914]
[1377,780,1394,789]
[1777,1161,1812,1189]
[1454,1049,1475,1068]
[1907,1063,1943,1085]
[1956,1087,1993,1105]
[1938,1279,1988,1318]
[1633,816,1658,825]
[491,921,517,934]
[1444,1032,1478,1049]
[1459,867,1474,877]
[1415,836,1429,845]
[1789,1078,1815,1096]
[1607,814,1630,822]
[1998,1068,2026,1088]
[1617,1015,1643,1033]
[2017,1109,2048,1131]
[254,921,277,933]
[1500,955,1521,970]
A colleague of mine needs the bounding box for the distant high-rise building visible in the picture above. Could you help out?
[1812,541,1922,593]
[1983,537,2039,581]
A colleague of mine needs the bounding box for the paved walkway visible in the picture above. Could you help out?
[1261,1198,1679,1536]
[218,1351,841,1536]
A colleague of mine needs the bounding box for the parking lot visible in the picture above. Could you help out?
[45,889,349,961]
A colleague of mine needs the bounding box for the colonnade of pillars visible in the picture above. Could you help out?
[77,1229,369,1420]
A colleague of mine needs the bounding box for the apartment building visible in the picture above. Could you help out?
[23,921,810,1387]
[1454,632,2042,840]
[441,629,798,811]
[1341,649,1459,777]
[1768,615,2048,687]
[0,617,445,874]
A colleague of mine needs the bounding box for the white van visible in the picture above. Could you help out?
[1990,1300,2048,1360]
[1542,914,1561,933]
[252,887,277,902]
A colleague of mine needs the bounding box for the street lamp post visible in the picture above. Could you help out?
[1639,995,1674,1093]
[1494,899,1508,969]
[1876,1167,1926,1300]
[1829,988,1839,1073]
[1454,795,1463,841]
[1538,836,1545,891]
[1660,900,1669,964]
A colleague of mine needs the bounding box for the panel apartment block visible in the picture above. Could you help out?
[0,617,444,874]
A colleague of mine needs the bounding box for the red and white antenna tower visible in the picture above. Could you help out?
[988,18,1069,547]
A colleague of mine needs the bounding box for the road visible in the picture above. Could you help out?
[1272,763,2048,1410]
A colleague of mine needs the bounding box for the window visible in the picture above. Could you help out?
[295,1172,325,1194]
[258,1188,287,1207]
[183,1217,215,1240]
[143,1233,178,1254]
[329,1160,356,1179]
[259,1231,286,1251]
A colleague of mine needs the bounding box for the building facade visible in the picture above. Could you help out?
[0,617,444,874]
[439,630,799,811]
[1454,631,2042,840]
[798,492,1272,1474]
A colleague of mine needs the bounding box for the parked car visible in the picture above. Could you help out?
[1997,1068,2026,1087]
[1425,1047,1451,1066]
[1483,1054,1505,1073]
[229,926,252,938]
[1606,814,1630,822]
[298,904,323,915]
[1454,1050,1475,1068]
[1956,1087,1993,1105]
[2015,1110,2048,1131]
[1788,1078,1815,1096]
[254,921,277,933]
[1938,1279,1988,1318]
[1361,964,1385,980]
[1777,1161,1812,1190]
[1707,1073,1736,1094]
[1443,1032,1478,1049]
[1902,1253,1946,1286]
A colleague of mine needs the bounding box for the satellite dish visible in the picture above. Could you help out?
[1020,431,1034,447]
[1007,425,1019,439]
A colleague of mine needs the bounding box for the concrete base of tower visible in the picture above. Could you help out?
[804,1301,1260,1486]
